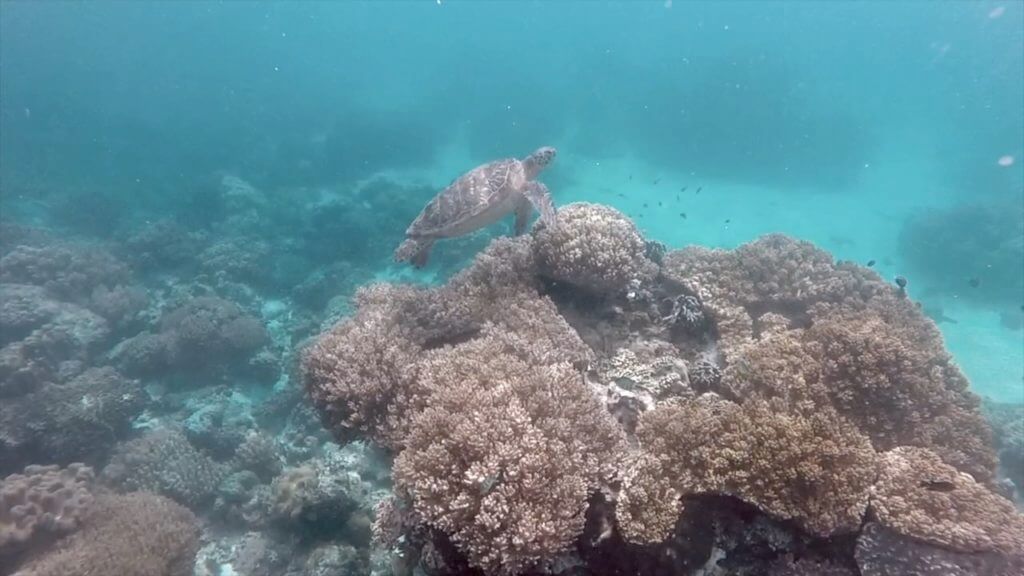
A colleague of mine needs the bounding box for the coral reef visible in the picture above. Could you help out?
[393,328,625,574]
[302,221,1018,574]
[0,367,145,475]
[0,464,94,567]
[101,428,226,509]
[533,202,659,294]
[870,446,1024,554]
[627,395,878,537]
[114,295,274,382]
[10,492,201,576]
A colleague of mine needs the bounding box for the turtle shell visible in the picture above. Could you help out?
[406,158,525,237]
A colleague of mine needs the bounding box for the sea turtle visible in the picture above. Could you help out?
[394,146,558,268]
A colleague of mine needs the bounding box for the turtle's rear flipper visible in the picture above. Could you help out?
[524,182,557,228]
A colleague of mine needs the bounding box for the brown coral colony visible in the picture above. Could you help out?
[303,202,1023,574]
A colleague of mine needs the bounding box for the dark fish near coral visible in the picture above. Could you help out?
[895,276,907,289]
[922,303,958,325]
[968,277,980,288]
[866,260,876,267]
[920,479,956,492]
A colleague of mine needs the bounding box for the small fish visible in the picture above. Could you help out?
[920,479,956,492]
[675,195,680,201]
[696,186,703,194]
[658,201,663,207]
[968,277,980,288]
[724,219,731,224]
[629,174,633,181]
[679,212,687,219]
[643,203,649,208]
[866,259,876,267]
[653,178,661,185]
[680,186,688,192]
[895,276,908,289]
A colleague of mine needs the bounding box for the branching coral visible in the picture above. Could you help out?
[115,296,270,380]
[11,492,200,576]
[629,395,878,538]
[615,454,681,545]
[392,328,624,574]
[303,236,589,450]
[533,202,659,294]
[302,213,1012,572]
[101,428,226,509]
[870,446,1024,554]
[804,309,997,482]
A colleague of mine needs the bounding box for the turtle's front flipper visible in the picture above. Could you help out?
[524,181,557,228]
[394,237,434,268]
[514,199,531,235]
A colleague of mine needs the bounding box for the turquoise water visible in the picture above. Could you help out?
[1,1,1022,574]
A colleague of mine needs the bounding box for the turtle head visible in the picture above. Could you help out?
[524,146,556,179]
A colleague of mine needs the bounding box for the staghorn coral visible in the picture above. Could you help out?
[11,492,200,576]
[533,202,659,294]
[301,283,427,448]
[715,296,997,484]
[869,446,1024,554]
[661,234,887,363]
[101,428,226,509]
[615,453,681,545]
[631,395,878,538]
[393,328,625,574]
[804,308,997,482]
[303,236,589,450]
[1,464,94,563]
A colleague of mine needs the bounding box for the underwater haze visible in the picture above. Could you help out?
[1,1,1023,575]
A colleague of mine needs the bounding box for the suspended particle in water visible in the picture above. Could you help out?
[989,6,1005,19]
[997,155,1014,167]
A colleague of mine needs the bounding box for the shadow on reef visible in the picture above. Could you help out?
[303,202,1024,575]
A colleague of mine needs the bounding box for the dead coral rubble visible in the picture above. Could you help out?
[303,208,1017,575]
